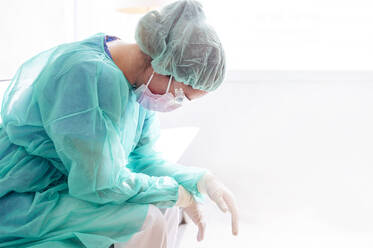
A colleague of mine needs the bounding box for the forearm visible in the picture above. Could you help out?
[127,158,208,196]
[68,165,179,207]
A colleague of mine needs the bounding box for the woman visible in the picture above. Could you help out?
[0,0,238,247]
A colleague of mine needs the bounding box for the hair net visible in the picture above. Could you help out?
[135,0,226,92]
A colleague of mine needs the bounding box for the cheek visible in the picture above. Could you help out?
[148,77,169,94]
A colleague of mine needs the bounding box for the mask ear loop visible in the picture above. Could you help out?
[146,71,155,87]
[165,75,173,93]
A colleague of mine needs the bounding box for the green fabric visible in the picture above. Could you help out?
[135,0,226,92]
[0,33,207,247]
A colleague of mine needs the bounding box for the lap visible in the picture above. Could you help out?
[0,188,149,247]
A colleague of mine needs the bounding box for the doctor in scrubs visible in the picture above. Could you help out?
[0,0,238,247]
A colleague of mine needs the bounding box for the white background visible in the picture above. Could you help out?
[1,0,373,247]
[1,0,373,79]
[158,75,373,247]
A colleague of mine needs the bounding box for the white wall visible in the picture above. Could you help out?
[2,0,373,80]
[0,0,150,80]
[0,0,75,79]
[201,0,373,70]
[159,72,373,247]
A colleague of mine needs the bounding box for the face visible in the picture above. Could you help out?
[142,70,208,101]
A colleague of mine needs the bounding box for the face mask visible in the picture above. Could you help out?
[134,72,186,112]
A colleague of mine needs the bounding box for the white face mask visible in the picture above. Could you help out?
[134,72,187,112]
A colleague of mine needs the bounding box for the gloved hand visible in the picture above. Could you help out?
[197,173,239,236]
[175,185,194,208]
[183,200,206,242]
[175,185,205,241]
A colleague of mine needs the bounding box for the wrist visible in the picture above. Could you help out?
[197,172,215,194]
[175,185,194,208]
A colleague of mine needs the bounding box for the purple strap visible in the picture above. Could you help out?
[104,35,119,59]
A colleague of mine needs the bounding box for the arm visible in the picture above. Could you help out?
[127,110,208,198]
[37,61,179,206]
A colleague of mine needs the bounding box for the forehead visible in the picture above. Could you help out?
[174,81,208,100]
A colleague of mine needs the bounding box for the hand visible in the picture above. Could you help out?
[197,173,239,236]
[175,185,205,241]
[183,201,206,242]
[175,185,194,208]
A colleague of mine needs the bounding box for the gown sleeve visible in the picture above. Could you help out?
[127,110,208,199]
[37,60,179,206]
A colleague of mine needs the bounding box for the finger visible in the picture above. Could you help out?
[223,193,239,236]
[197,221,206,241]
[215,196,228,213]
[188,206,202,225]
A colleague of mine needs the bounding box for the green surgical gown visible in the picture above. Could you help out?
[0,33,206,248]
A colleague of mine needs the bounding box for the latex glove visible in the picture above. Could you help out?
[183,201,206,242]
[197,173,239,236]
[175,185,205,241]
[175,185,194,208]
